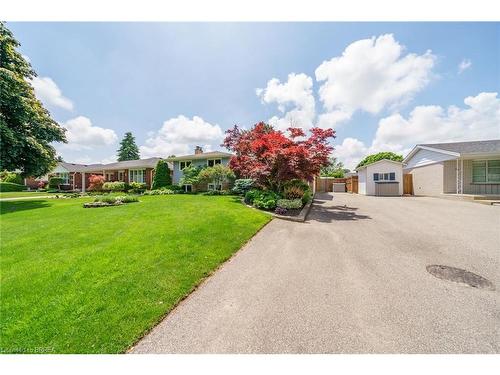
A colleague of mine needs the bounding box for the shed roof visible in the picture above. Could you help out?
[355,159,404,171]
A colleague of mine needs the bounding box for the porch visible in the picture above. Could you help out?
[443,158,500,196]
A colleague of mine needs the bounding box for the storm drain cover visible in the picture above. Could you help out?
[426,265,495,291]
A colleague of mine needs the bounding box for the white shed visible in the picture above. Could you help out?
[355,159,404,196]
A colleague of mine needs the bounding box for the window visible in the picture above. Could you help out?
[183,184,192,193]
[208,183,222,191]
[118,171,125,181]
[129,169,145,183]
[207,159,222,167]
[373,172,396,181]
[473,160,500,183]
[55,172,69,184]
[179,161,192,170]
[105,172,114,181]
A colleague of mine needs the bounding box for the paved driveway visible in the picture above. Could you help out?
[131,193,500,353]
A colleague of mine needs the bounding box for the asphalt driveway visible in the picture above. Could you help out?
[131,193,500,353]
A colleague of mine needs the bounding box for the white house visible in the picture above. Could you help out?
[403,140,500,196]
[356,159,404,196]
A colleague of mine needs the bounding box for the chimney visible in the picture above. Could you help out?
[194,146,203,155]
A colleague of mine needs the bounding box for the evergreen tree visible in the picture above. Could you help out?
[151,159,172,189]
[117,132,140,161]
[0,22,66,177]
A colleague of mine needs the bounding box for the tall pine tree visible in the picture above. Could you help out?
[0,22,66,177]
[117,132,140,161]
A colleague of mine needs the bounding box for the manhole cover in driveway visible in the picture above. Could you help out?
[426,265,495,290]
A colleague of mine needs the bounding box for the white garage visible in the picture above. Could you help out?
[355,159,404,196]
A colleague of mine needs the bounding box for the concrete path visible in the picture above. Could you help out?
[131,193,500,353]
[0,195,52,201]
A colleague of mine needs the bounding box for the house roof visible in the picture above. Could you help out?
[56,157,165,173]
[355,159,404,171]
[165,151,233,162]
[404,139,500,163]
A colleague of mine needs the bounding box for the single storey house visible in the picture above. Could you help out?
[37,157,166,192]
[165,147,233,192]
[403,140,500,196]
[356,159,404,196]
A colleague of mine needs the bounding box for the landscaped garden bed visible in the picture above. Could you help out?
[83,195,139,208]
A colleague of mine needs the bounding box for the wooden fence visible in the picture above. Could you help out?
[403,173,413,195]
[346,176,358,194]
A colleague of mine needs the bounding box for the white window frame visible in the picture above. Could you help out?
[179,160,192,171]
[208,182,222,191]
[129,169,145,184]
[118,171,125,181]
[373,172,396,181]
[472,159,500,183]
[207,158,222,167]
[105,172,114,181]
[183,184,192,192]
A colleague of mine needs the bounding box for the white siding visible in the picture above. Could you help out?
[52,164,70,173]
[365,161,403,196]
[358,169,367,195]
[404,148,456,169]
[406,163,444,196]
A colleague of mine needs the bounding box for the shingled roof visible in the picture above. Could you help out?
[419,140,500,154]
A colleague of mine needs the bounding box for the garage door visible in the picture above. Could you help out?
[375,182,399,196]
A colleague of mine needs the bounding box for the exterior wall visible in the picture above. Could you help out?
[405,148,456,169]
[462,159,500,195]
[172,157,230,185]
[405,163,444,196]
[365,162,403,196]
[357,169,367,195]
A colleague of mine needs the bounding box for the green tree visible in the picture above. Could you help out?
[0,22,66,177]
[356,152,403,169]
[151,159,172,189]
[320,156,346,177]
[198,164,235,188]
[117,132,140,161]
[179,165,203,186]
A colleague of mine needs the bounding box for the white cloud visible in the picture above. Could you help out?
[140,115,224,158]
[60,116,118,151]
[334,92,500,170]
[256,73,316,131]
[458,58,472,74]
[31,76,74,110]
[315,34,435,126]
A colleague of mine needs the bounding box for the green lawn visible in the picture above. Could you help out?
[0,195,270,353]
[0,191,51,199]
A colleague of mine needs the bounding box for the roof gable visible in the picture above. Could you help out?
[355,159,403,171]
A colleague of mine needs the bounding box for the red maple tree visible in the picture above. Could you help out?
[222,122,335,191]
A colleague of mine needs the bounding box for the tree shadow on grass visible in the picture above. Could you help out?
[0,200,53,215]
[307,203,371,223]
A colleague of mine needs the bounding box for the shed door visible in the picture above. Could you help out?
[375,182,399,196]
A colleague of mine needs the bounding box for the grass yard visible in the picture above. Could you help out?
[0,195,270,353]
[0,191,51,199]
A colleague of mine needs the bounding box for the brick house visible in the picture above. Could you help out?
[42,158,169,192]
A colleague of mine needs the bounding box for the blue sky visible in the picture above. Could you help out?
[9,22,500,168]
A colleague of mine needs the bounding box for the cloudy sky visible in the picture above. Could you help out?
[10,22,499,169]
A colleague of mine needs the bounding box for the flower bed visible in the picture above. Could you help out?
[83,195,139,208]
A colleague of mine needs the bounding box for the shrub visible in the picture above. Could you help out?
[143,189,174,195]
[244,189,260,204]
[0,182,26,192]
[92,195,138,204]
[277,198,303,209]
[116,195,139,203]
[88,175,105,191]
[152,160,172,189]
[274,207,288,215]
[38,180,48,189]
[283,185,304,200]
[48,177,64,189]
[202,190,229,196]
[0,171,23,185]
[252,190,280,210]
[102,181,126,192]
[283,179,310,192]
[232,179,254,195]
[165,184,183,193]
[302,190,312,205]
[129,182,146,194]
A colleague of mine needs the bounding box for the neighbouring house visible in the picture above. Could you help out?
[165,147,233,192]
[356,159,404,196]
[403,140,500,196]
[39,158,167,192]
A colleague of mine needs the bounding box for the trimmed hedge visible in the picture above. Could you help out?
[48,177,64,189]
[0,182,26,192]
